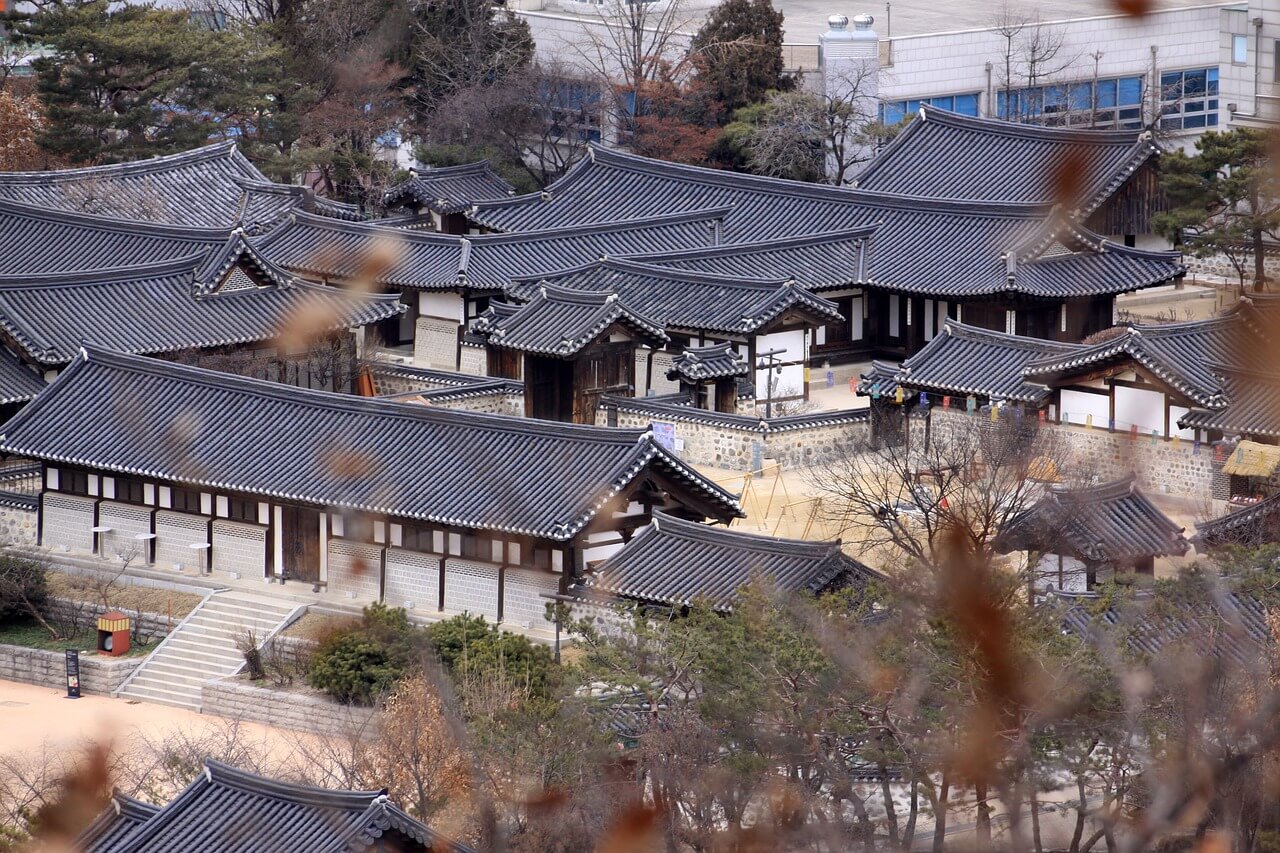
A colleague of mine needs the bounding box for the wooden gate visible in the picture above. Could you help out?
[280,506,321,583]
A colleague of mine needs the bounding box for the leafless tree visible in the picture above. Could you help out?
[990,7,1079,124]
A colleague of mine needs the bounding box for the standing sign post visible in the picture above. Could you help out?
[65,649,81,699]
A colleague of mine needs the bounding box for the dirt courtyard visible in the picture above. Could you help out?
[0,679,301,761]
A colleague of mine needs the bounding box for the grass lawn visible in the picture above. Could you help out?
[0,621,153,657]
[46,572,202,621]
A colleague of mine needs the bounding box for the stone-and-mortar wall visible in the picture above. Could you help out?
[427,391,524,417]
[597,406,870,470]
[0,504,36,546]
[201,679,379,737]
[0,643,141,694]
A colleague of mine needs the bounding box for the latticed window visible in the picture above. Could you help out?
[217,266,260,293]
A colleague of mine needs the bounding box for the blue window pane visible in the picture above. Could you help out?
[1209,98,1219,110]
[1208,112,1219,126]
[1162,72,1182,100]
[1184,113,1207,128]
[953,93,979,115]
[1185,69,1207,97]
[881,102,906,125]
[1044,85,1067,109]
[1096,79,1118,108]
[1208,67,1219,94]
[1119,77,1143,105]
[931,96,954,110]
[1160,116,1182,130]
[1068,82,1092,111]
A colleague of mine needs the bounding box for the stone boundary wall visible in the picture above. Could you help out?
[0,503,36,546]
[597,399,871,470]
[44,598,181,643]
[0,643,141,694]
[922,408,1220,501]
[201,679,379,737]
[1184,251,1280,284]
[427,390,524,417]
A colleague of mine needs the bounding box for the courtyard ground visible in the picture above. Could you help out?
[0,679,305,762]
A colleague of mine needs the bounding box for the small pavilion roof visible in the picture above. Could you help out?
[890,320,1076,403]
[1179,367,1280,438]
[0,347,740,538]
[667,343,749,382]
[505,258,843,334]
[855,105,1159,211]
[76,791,160,852]
[383,161,514,214]
[472,285,669,356]
[80,759,473,852]
[1194,490,1280,549]
[569,512,882,611]
[997,477,1188,564]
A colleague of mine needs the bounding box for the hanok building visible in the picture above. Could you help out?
[471,285,670,423]
[0,228,402,396]
[997,477,1189,592]
[0,348,739,630]
[466,145,1184,363]
[77,759,472,852]
[666,343,750,414]
[0,141,361,230]
[253,209,725,370]
[382,161,515,233]
[564,512,882,614]
[853,105,1167,247]
[498,259,844,402]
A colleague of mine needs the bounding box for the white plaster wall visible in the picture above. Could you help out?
[1114,384,1167,435]
[1060,388,1111,428]
[755,329,806,400]
[419,291,464,322]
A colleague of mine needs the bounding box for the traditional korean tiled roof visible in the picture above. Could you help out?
[82,759,473,853]
[997,477,1188,564]
[1179,367,1280,438]
[255,209,726,290]
[619,227,874,289]
[0,347,740,538]
[597,393,869,432]
[1194,490,1280,549]
[1055,588,1269,666]
[856,360,902,398]
[855,105,1159,211]
[76,791,160,852]
[1023,317,1234,407]
[383,161,515,214]
[0,257,404,365]
[0,142,293,229]
[0,198,230,276]
[506,259,843,334]
[667,343,749,382]
[0,347,46,405]
[473,285,669,356]
[889,321,1077,403]
[569,512,882,611]
[469,146,1180,299]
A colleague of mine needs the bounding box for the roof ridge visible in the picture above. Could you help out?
[916,104,1150,144]
[204,759,385,809]
[0,141,239,184]
[0,253,206,288]
[644,512,839,556]
[67,345,650,445]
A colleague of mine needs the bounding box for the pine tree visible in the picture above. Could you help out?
[690,0,789,114]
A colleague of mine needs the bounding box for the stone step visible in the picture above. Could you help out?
[153,641,243,668]
[205,595,298,616]
[118,682,201,711]
[134,663,214,687]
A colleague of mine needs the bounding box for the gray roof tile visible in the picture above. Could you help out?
[473,285,669,355]
[667,342,749,381]
[572,512,882,610]
[383,161,515,214]
[856,105,1158,210]
[0,347,740,538]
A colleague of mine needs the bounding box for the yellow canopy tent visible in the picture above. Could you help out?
[1221,440,1280,477]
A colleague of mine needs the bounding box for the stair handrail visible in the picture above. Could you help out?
[231,600,308,676]
[112,587,226,698]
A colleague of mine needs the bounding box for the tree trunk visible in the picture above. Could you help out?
[1069,776,1088,853]
[932,775,950,853]
[880,749,900,848]
[1253,228,1266,291]
[976,781,992,848]
[1031,785,1043,853]
[903,776,919,850]
[849,790,876,853]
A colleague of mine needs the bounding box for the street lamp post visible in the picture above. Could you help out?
[757,348,787,419]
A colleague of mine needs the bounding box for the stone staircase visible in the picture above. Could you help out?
[116,590,303,711]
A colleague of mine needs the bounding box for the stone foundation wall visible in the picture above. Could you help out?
[922,408,1219,500]
[599,404,870,471]
[201,679,379,737]
[1184,251,1280,284]
[0,643,141,694]
[0,503,36,546]
[429,391,523,417]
